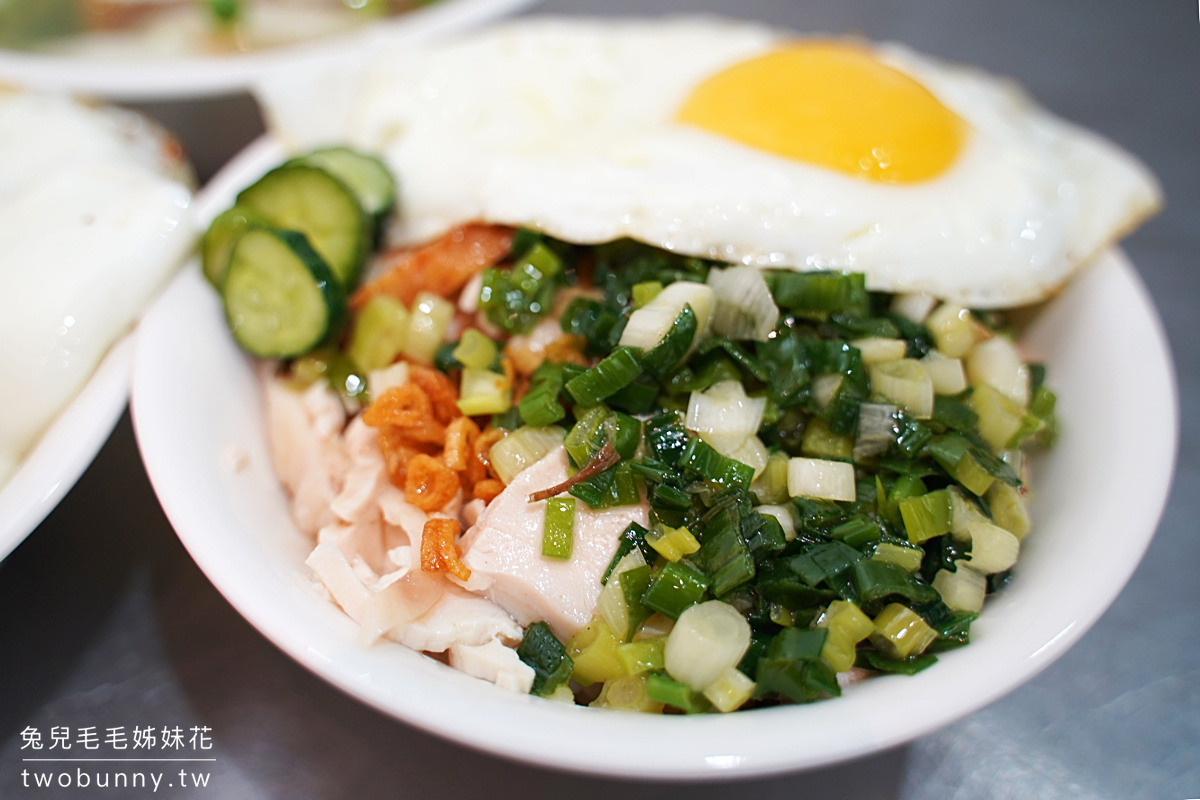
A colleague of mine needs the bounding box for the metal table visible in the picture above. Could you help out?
[2,0,1196,796]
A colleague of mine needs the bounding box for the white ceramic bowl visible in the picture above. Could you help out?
[0,332,134,563]
[131,135,1177,779]
[0,0,536,101]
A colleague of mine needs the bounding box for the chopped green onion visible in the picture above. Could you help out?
[645,672,711,713]
[869,603,937,659]
[619,281,715,354]
[542,497,575,559]
[632,281,664,309]
[641,305,697,379]
[664,600,752,691]
[863,651,938,675]
[348,295,409,372]
[452,328,499,370]
[403,291,455,365]
[770,270,867,315]
[869,358,934,419]
[871,541,924,572]
[518,364,566,427]
[932,564,987,613]
[786,457,857,502]
[479,241,563,334]
[488,425,566,485]
[961,520,1020,574]
[966,336,1030,407]
[706,265,778,341]
[702,665,756,712]
[898,489,952,544]
[566,617,627,686]
[642,560,710,619]
[754,627,840,703]
[646,524,701,562]
[517,621,574,697]
[925,302,981,359]
[456,367,512,416]
[616,638,665,675]
[565,346,642,407]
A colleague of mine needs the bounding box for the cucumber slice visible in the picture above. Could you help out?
[290,147,396,217]
[223,228,345,359]
[201,205,262,289]
[236,164,370,289]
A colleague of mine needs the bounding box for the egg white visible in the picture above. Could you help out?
[257,17,1161,308]
[0,93,194,486]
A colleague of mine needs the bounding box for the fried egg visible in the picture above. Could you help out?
[0,92,194,487]
[257,17,1161,307]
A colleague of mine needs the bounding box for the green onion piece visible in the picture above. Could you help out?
[698,518,756,597]
[517,621,574,697]
[678,437,753,489]
[402,291,455,365]
[646,524,701,562]
[644,412,690,466]
[650,482,692,510]
[566,617,626,686]
[597,551,651,640]
[852,559,939,605]
[488,425,566,485]
[871,541,924,572]
[563,406,609,468]
[605,411,642,460]
[617,638,665,675]
[754,627,840,703]
[632,281,664,309]
[565,346,643,407]
[542,497,575,559]
[479,241,564,334]
[862,651,938,676]
[602,522,653,585]
[770,270,868,314]
[830,514,883,548]
[606,375,661,415]
[641,304,697,379]
[348,295,409,372]
[642,561,710,619]
[899,489,953,543]
[456,367,512,416]
[560,297,622,356]
[452,328,499,370]
[433,341,462,373]
[645,672,711,713]
[518,364,566,427]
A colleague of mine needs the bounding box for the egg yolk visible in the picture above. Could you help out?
[677,41,965,183]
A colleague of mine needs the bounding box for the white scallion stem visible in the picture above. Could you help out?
[787,457,857,502]
[664,601,751,692]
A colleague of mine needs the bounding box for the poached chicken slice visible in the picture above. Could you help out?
[459,446,649,641]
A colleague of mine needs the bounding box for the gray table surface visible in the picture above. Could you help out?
[2,0,1197,797]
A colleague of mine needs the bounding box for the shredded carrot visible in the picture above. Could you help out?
[443,416,480,472]
[351,224,516,311]
[472,479,506,504]
[408,364,463,427]
[405,453,460,512]
[420,518,471,581]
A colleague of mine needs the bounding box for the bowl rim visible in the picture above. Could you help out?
[131,134,1179,779]
[0,331,134,563]
[0,0,538,101]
